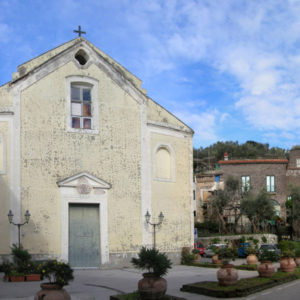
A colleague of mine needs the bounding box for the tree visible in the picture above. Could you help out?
[287,185,300,239]
[241,189,275,233]
[208,176,242,234]
[193,141,287,173]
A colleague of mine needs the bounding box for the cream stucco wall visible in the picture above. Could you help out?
[150,132,193,252]
[0,120,11,253]
[19,61,142,255]
[0,84,12,107]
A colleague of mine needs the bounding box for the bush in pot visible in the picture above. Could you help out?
[131,247,172,300]
[211,246,222,264]
[35,260,74,300]
[181,247,194,264]
[11,244,31,275]
[217,248,238,286]
[295,248,300,266]
[258,249,277,277]
[192,249,201,262]
[0,260,13,281]
[280,250,296,273]
[246,247,258,265]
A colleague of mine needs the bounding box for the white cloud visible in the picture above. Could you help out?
[121,0,300,145]
[174,109,220,146]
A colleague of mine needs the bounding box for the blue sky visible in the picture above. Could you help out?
[1,0,300,149]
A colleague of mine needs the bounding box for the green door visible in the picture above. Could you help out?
[69,204,100,268]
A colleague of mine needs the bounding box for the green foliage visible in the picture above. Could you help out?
[194,221,219,234]
[246,248,257,255]
[131,247,172,277]
[9,270,25,276]
[281,250,295,258]
[278,240,296,252]
[39,260,74,286]
[210,176,241,233]
[212,237,221,244]
[258,249,279,262]
[11,244,31,273]
[261,236,267,243]
[193,141,287,172]
[218,247,237,264]
[241,189,276,233]
[295,248,300,257]
[192,249,200,254]
[0,260,13,276]
[239,236,246,243]
[181,252,195,265]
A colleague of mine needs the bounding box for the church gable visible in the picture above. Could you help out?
[11,38,146,100]
[57,172,111,190]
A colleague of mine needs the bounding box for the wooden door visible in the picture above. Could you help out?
[69,204,100,268]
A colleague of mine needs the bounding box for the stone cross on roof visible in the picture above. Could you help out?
[73,25,86,37]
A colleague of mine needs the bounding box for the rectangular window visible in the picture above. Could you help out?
[71,84,92,129]
[241,176,250,193]
[266,176,275,192]
[296,158,300,168]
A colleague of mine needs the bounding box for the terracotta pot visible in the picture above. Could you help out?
[10,275,25,282]
[295,257,300,266]
[34,283,71,300]
[217,264,238,286]
[246,254,258,265]
[258,261,275,277]
[26,274,41,281]
[138,272,167,300]
[280,257,296,273]
[194,254,201,262]
[212,254,222,264]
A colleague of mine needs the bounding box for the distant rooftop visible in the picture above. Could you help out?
[218,159,288,165]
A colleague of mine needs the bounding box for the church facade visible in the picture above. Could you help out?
[0,37,194,267]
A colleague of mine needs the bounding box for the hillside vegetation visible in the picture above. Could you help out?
[194,141,287,172]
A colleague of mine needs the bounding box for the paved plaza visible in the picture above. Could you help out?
[0,262,262,300]
[1,260,299,300]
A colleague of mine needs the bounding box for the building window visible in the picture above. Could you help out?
[153,143,175,182]
[296,158,300,168]
[66,76,99,134]
[71,84,92,129]
[272,199,280,216]
[266,175,275,192]
[241,176,250,193]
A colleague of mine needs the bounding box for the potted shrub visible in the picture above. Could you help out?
[181,247,194,265]
[9,270,25,282]
[1,260,13,282]
[25,261,41,281]
[35,260,74,300]
[131,247,172,300]
[11,244,31,275]
[217,247,238,286]
[258,249,277,277]
[295,248,300,266]
[246,247,258,265]
[192,249,201,262]
[211,246,222,264]
[280,250,296,273]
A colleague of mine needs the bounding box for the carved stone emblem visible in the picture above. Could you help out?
[77,177,92,194]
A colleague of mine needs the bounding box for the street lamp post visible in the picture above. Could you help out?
[145,210,164,249]
[7,209,31,248]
